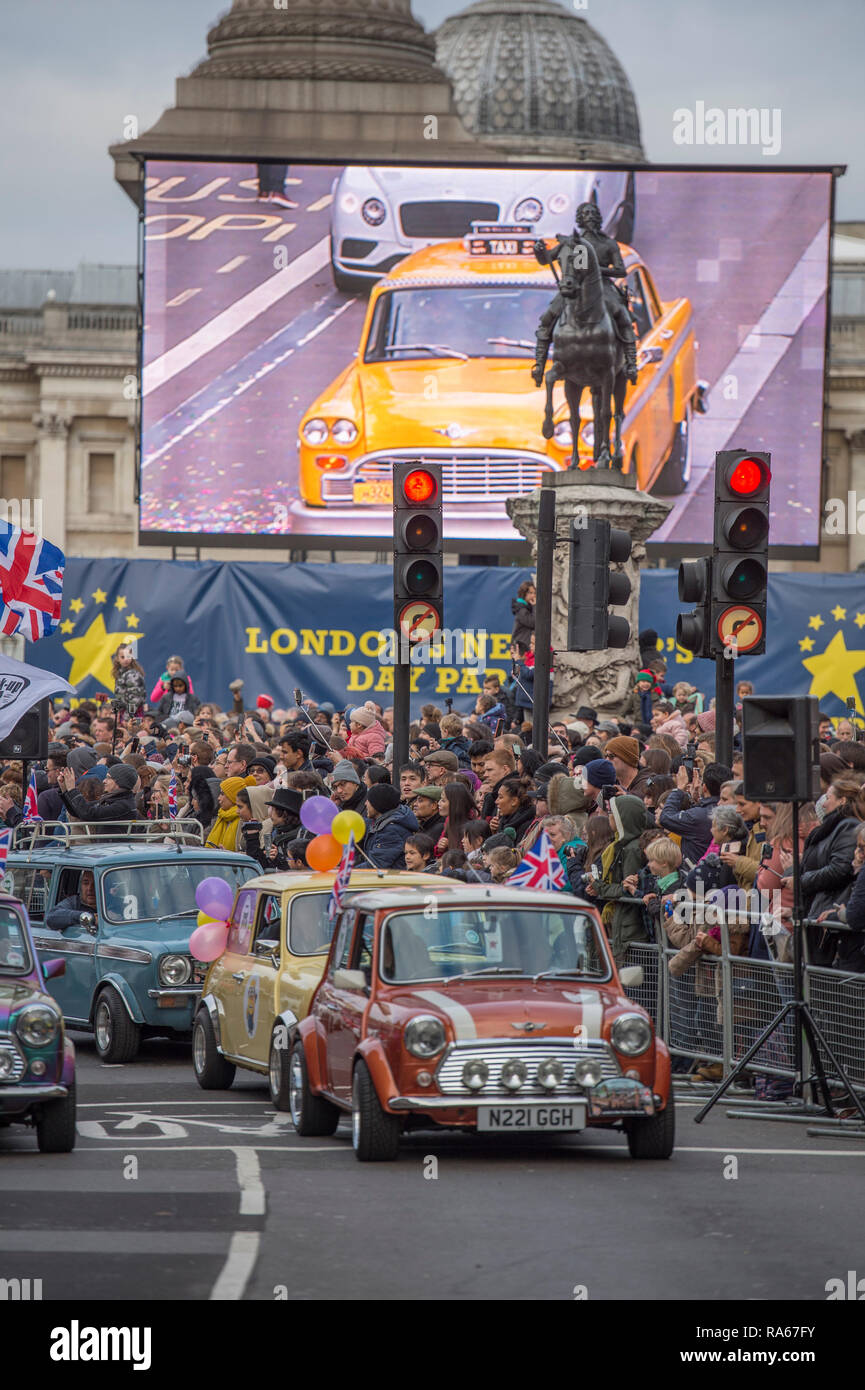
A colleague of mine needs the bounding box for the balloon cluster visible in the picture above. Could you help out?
[188,877,234,962]
[300,796,365,871]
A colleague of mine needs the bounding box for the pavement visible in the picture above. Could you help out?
[139,163,829,549]
[2,1029,862,1302]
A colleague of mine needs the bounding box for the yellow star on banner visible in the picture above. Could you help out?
[802,630,865,713]
[799,637,815,652]
[63,615,147,691]
[808,614,824,631]
[855,612,865,630]
[92,588,107,605]
[69,598,84,614]
[126,613,139,628]
[832,605,847,622]
[115,596,127,611]
[60,619,74,635]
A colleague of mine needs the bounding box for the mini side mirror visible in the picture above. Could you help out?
[333,968,368,992]
[79,912,97,935]
[42,957,66,981]
[619,965,644,989]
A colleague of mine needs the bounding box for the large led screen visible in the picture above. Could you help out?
[140,161,832,550]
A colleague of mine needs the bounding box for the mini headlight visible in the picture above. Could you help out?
[553,420,573,445]
[611,1013,652,1057]
[302,418,329,445]
[514,196,543,223]
[16,1005,59,1047]
[362,197,386,227]
[159,954,192,987]
[404,1015,447,1059]
[574,1057,603,1088]
[501,1058,528,1091]
[331,419,358,445]
[536,1058,564,1090]
[462,1059,489,1091]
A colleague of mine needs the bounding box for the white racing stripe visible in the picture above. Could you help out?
[232,1146,265,1217]
[414,990,478,1040]
[561,990,603,1038]
[210,1232,261,1301]
[143,236,331,395]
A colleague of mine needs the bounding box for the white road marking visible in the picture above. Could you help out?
[210,1232,261,1301]
[232,1146,265,1216]
[78,1099,267,1107]
[414,990,477,1039]
[217,256,249,274]
[76,1110,294,1139]
[143,235,331,394]
[306,194,333,212]
[166,288,202,307]
[75,1144,350,1152]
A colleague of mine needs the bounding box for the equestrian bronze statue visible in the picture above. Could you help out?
[532,201,639,471]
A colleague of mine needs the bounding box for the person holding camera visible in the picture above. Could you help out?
[581,794,652,964]
[658,759,732,868]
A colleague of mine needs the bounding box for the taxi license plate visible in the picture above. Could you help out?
[353,480,393,505]
[477,1104,586,1133]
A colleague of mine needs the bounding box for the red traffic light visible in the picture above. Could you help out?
[727,455,770,496]
[403,469,437,505]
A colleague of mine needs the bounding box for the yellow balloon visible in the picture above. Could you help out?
[196,910,217,928]
[331,809,366,845]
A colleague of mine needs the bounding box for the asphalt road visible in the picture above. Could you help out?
[139,163,829,547]
[2,1029,862,1303]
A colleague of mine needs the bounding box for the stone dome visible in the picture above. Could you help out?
[435,0,644,161]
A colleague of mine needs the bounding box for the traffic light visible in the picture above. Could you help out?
[711,450,771,657]
[393,462,443,642]
[566,517,631,651]
[676,557,711,658]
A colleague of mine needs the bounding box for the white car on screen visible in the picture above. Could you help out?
[329,166,635,292]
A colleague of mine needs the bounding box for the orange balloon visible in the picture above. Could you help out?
[306,833,343,872]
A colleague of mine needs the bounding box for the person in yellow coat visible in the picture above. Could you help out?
[206,776,253,852]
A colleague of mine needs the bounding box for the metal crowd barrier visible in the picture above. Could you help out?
[620,913,865,1094]
[10,819,205,848]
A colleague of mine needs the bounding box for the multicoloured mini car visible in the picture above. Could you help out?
[292,884,673,1161]
[0,892,76,1152]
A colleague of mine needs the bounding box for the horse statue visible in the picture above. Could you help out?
[533,231,631,472]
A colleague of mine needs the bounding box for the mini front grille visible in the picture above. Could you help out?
[0,1034,27,1084]
[435,1039,620,1097]
[355,455,555,503]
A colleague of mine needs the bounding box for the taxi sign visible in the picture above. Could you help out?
[397,600,441,642]
[467,223,536,258]
[716,605,763,654]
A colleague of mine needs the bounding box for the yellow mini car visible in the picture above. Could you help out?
[292,229,706,539]
[191,869,452,1107]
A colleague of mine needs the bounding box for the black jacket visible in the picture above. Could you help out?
[440,736,471,768]
[415,811,446,844]
[481,775,510,823]
[156,688,201,719]
[511,596,535,652]
[838,868,865,971]
[658,791,719,868]
[800,809,859,963]
[365,804,419,871]
[59,787,139,832]
[46,894,93,931]
[495,801,536,842]
[333,785,367,818]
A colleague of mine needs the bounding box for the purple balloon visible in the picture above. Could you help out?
[300,795,338,835]
[195,876,235,920]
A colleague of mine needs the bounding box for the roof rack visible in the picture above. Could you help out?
[10,819,205,850]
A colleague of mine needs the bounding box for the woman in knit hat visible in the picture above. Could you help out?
[345,701,387,758]
[205,776,247,852]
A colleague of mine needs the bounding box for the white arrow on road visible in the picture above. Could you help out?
[77,1111,294,1140]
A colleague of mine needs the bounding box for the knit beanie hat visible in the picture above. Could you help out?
[108,763,139,791]
[349,706,376,729]
[257,694,274,711]
[573,745,604,767]
[635,668,655,686]
[697,709,716,733]
[68,747,97,776]
[220,776,247,805]
[331,759,361,785]
[604,736,640,769]
[367,783,400,814]
[584,759,617,789]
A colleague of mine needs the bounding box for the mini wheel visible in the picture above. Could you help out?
[192,1011,235,1090]
[93,988,140,1064]
[625,1099,675,1159]
[289,1041,339,1136]
[36,1082,77,1153]
[351,1059,400,1162]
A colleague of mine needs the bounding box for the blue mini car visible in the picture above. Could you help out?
[0,891,76,1151]
[6,841,260,1063]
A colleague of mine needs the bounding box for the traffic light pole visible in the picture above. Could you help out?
[392,660,411,786]
[532,487,556,758]
[715,652,734,770]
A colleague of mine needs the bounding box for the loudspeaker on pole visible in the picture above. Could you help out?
[741,695,820,803]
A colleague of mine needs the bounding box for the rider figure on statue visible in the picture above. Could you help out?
[532,201,639,388]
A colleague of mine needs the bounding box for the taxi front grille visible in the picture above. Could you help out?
[0,1033,27,1084]
[355,455,556,503]
[399,200,500,238]
[435,1039,620,1097]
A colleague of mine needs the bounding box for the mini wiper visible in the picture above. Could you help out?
[448,966,525,981]
[532,968,591,982]
[383,343,469,360]
[155,908,199,923]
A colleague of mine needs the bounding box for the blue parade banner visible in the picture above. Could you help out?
[28,559,865,718]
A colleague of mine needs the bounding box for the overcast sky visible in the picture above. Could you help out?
[0,0,862,268]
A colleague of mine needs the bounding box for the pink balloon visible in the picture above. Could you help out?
[189,920,229,963]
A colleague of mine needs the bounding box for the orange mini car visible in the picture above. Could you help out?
[290,884,673,1162]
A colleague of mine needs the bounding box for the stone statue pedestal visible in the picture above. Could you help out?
[507,477,672,718]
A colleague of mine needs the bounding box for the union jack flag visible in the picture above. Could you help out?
[24,770,41,823]
[0,828,11,868]
[328,833,356,923]
[507,831,566,892]
[0,522,65,642]
[167,770,178,821]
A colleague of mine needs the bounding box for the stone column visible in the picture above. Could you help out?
[507,475,672,718]
[32,411,72,548]
[847,430,865,571]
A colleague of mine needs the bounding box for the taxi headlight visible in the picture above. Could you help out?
[362,197,387,227]
[573,1057,603,1088]
[16,1005,60,1047]
[610,1013,652,1057]
[501,1059,528,1091]
[536,1058,564,1090]
[159,954,192,987]
[404,1015,446,1059]
[331,419,358,446]
[514,196,544,223]
[302,418,329,445]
